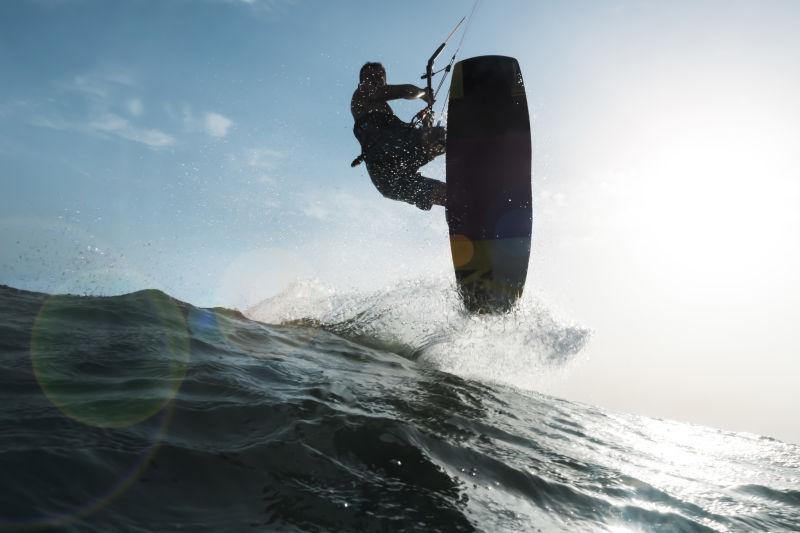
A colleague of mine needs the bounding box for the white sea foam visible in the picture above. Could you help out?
[246,277,590,391]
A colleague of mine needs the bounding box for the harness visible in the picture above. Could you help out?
[351,112,407,167]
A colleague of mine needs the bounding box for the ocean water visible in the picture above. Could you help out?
[0,282,798,532]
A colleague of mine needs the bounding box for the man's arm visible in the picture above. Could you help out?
[375,84,432,104]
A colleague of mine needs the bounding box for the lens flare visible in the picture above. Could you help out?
[10,290,192,529]
[0,402,174,532]
[450,234,474,268]
[30,290,190,428]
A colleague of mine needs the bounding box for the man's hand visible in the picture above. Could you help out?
[421,87,434,107]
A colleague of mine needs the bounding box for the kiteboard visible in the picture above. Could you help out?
[445,55,532,313]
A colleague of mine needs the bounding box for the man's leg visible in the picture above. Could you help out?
[366,159,446,211]
[424,125,446,156]
[412,126,446,168]
[401,171,446,210]
[392,125,446,209]
[364,128,447,210]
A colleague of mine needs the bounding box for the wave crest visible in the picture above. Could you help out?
[246,278,591,390]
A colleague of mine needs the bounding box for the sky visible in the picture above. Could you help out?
[2,0,799,444]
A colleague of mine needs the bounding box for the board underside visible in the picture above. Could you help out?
[446,56,532,313]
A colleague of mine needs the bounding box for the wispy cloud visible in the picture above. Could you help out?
[24,0,88,5]
[181,106,234,139]
[67,70,137,100]
[26,69,176,149]
[127,98,143,117]
[19,67,239,149]
[0,99,34,118]
[301,190,366,221]
[229,147,287,185]
[87,113,175,148]
[213,0,297,14]
[204,112,233,137]
[33,112,175,148]
[246,147,284,169]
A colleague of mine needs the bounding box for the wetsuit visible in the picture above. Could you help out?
[353,112,446,211]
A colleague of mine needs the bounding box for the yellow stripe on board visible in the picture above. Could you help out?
[449,235,528,295]
[450,63,464,100]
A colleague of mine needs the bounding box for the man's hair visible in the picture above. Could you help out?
[359,62,385,81]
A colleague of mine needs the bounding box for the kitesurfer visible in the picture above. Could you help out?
[351,62,447,211]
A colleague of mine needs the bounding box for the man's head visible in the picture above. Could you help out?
[359,62,386,85]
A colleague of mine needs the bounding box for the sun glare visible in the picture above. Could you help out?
[599,74,800,302]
